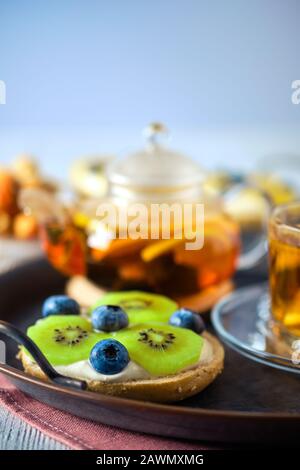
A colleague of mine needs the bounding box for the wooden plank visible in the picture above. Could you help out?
[0,406,69,450]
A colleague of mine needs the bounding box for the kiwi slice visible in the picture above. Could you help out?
[90,291,178,325]
[26,315,104,366]
[114,323,203,376]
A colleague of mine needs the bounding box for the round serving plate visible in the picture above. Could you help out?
[212,284,300,375]
[0,260,300,444]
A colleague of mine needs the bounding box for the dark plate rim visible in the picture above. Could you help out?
[1,362,300,421]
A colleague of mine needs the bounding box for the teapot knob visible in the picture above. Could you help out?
[143,122,169,148]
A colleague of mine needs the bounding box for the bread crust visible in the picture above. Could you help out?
[19,332,224,403]
[66,276,234,314]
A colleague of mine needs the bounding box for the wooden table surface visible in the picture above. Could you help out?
[0,405,69,450]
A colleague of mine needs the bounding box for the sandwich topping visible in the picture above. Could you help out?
[23,293,214,383]
[23,338,213,383]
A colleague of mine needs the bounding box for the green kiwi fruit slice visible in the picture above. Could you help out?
[113,323,203,376]
[90,291,178,324]
[26,315,104,366]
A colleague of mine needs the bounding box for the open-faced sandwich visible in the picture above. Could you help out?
[19,291,224,402]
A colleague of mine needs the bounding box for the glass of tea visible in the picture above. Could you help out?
[269,202,300,342]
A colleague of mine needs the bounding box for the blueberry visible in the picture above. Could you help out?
[169,308,205,333]
[89,339,130,375]
[91,305,128,332]
[42,295,80,317]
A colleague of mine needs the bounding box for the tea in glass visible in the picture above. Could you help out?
[269,203,300,339]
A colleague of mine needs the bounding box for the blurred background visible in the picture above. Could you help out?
[0,0,299,177]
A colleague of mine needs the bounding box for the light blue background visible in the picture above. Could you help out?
[0,0,299,176]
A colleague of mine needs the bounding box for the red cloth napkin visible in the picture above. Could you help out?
[0,374,217,450]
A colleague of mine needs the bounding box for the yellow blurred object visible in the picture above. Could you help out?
[203,171,234,197]
[70,156,113,198]
[283,313,300,328]
[13,213,38,240]
[249,174,296,205]
[73,211,91,229]
[224,188,269,230]
[206,170,297,230]
[205,170,296,205]
[141,239,184,262]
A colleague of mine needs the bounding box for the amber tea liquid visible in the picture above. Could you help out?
[269,205,300,338]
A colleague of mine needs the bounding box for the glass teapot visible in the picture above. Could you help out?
[20,123,266,301]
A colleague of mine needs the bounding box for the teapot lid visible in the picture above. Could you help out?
[107,123,205,190]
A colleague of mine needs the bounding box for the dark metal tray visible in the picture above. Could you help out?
[0,259,299,444]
